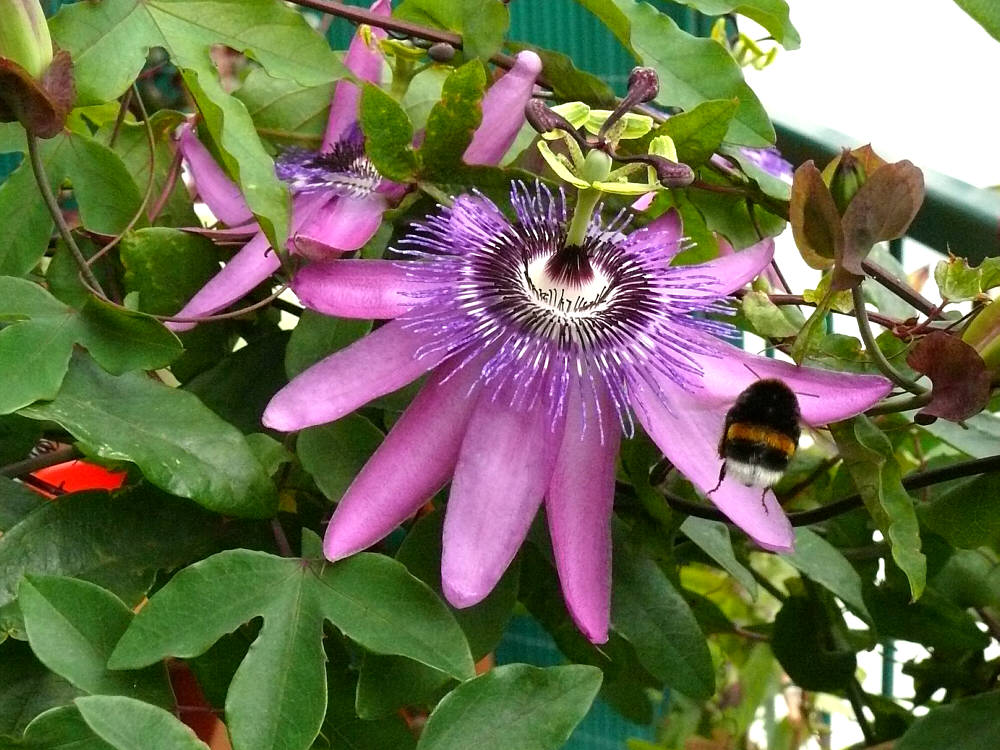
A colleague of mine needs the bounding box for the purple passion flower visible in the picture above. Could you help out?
[168,0,542,332]
[263,184,891,643]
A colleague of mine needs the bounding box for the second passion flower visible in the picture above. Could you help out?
[263,183,891,643]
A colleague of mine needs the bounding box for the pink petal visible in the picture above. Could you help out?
[292,193,388,259]
[630,191,655,212]
[177,126,254,227]
[442,394,562,608]
[324,362,482,560]
[631,374,794,552]
[546,379,619,644]
[682,331,893,426]
[694,237,774,295]
[262,319,445,432]
[292,259,428,319]
[625,208,682,257]
[322,0,391,149]
[462,50,542,166]
[166,231,279,332]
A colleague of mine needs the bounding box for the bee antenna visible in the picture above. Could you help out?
[741,362,762,380]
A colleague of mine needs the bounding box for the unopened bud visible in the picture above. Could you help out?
[427,42,455,62]
[646,155,695,187]
[525,99,580,139]
[0,0,52,78]
[829,149,867,214]
[626,67,659,103]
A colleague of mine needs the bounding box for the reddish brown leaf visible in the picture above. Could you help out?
[789,160,843,270]
[840,160,924,275]
[0,50,74,138]
[907,331,991,422]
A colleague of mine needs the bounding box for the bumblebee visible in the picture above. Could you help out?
[711,379,800,506]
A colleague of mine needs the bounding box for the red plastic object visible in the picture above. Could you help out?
[30,460,126,497]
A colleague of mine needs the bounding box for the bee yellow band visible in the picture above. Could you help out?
[726,423,796,457]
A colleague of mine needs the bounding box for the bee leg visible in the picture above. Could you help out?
[707,462,726,496]
[760,487,768,513]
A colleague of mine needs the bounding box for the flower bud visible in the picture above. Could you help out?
[427,42,455,62]
[626,67,659,103]
[0,0,52,79]
[829,148,867,214]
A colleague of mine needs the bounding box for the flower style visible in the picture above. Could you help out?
[168,0,542,331]
[262,183,892,644]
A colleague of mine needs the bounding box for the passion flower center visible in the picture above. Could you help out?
[523,249,613,317]
[275,136,381,198]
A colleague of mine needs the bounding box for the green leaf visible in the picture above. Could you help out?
[51,0,346,252]
[18,576,171,705]
[934,255,983,301]
[400,66,450,131]
[109,549,474,750]
[11,706,115,750]
[184,331,289,434]
[782,528,871,622]
[656,98,738,166]
[609,0,774,146]
[680,517,758,597]
[415,664,602,750]
[611,524,715,699]
[0,316,77,415]
[0,641,81,737]
[865,585,989,654]
[926,411,1000,458]
[741,290,799,337]
[830,417,926,600]
[20,355,277,517]
[921,474,1000,549]
[418,61,487,178]
[356,510,520,719]
[508,44,617,108]
[0,414,43,467]
[0,277,180,414]
[0,477,45,534]
[118,229,223,314]
[359,84,418,182]
[0,487,220,636]
[897,689,1000,750]
[75,298,182,375]
[952,0,1000,42]
[75,696,208,750]
[97,110,198,228]
[396,0,510,61]
[320,665,416,750]
[235,69,333,149]
[770,596,855,691]
[674,1,800,48]
[284,310,372,379]
[0,158,53,277]
[297,415,383,503]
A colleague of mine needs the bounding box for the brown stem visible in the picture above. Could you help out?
[285,0,553,88]
[737,291,901,330]
[147,146,184,224]
[87,84,157,267]
[662,453,1000,527]
[0,445,80,478]
[862,259,940,318]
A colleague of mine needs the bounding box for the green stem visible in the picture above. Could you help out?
[27,134,105,297]
[566,187,601,247]
[852,285,927,395]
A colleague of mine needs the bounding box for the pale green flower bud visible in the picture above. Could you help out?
[0,0,52,78]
